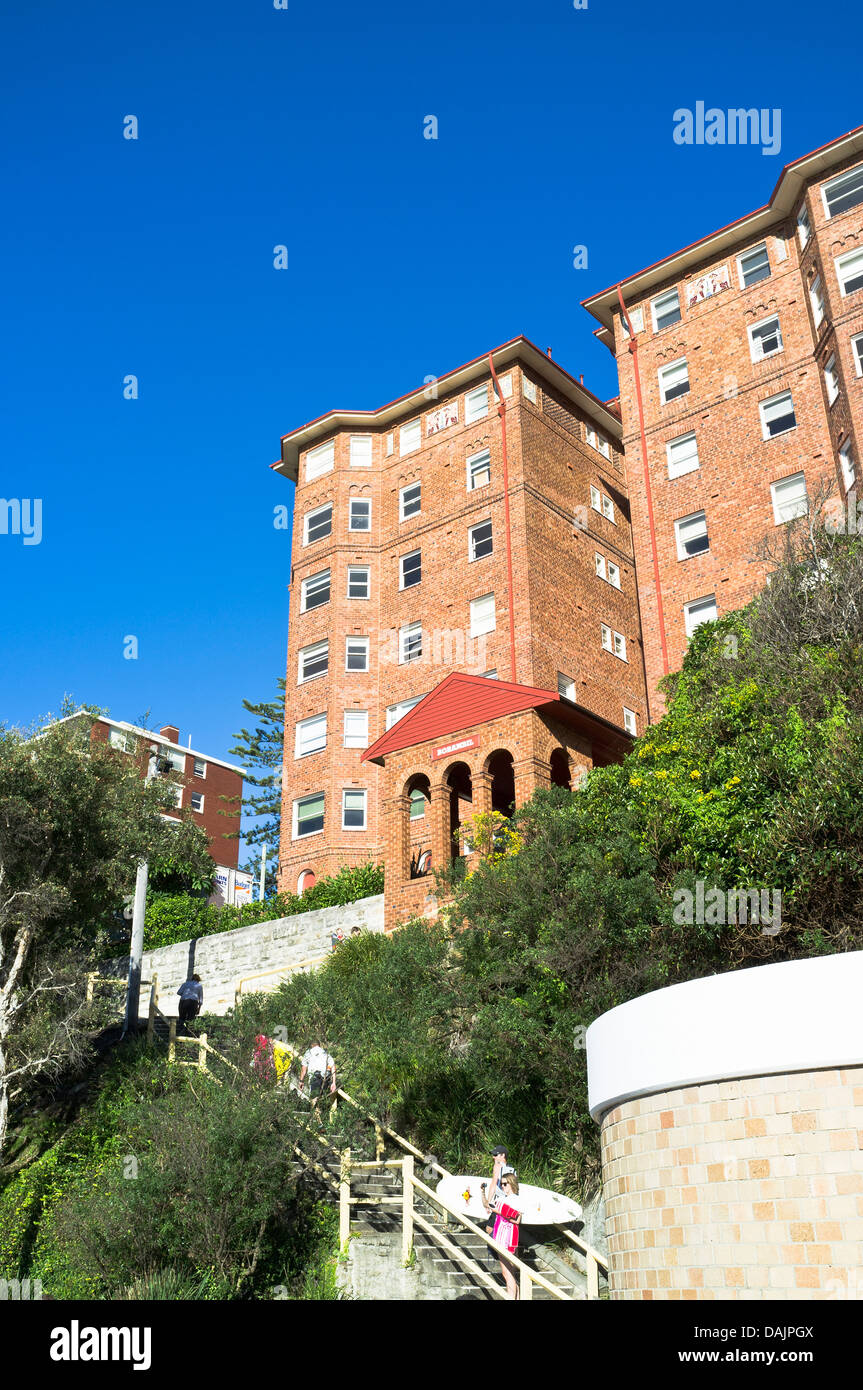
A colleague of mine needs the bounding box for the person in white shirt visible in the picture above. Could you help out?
[299,1043,336,1105]
[177,975,203,1029]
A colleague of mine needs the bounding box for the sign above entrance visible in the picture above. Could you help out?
[432,734,479,761]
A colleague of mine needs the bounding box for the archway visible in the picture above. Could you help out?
[550,748,571,791]
[445,762,473,862]
[486,749,515,817]
[405,773,432,877]
[297,869,316,895]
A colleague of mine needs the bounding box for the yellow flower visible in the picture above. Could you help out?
[690,770,701,780]
[629,777,642,787]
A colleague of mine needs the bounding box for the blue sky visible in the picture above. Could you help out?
[1,0,860,855]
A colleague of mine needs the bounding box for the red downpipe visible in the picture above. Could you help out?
[487,353,518,683]
[616,285,670,703]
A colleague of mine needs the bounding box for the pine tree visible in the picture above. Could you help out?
[228,679,285,895]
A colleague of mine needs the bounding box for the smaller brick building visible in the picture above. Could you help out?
[361,672,631,929]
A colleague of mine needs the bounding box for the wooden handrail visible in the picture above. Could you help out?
[235,956,329,1002]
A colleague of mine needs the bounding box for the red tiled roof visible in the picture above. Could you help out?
[361,672,560,766]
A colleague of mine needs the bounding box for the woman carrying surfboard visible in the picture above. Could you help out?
[482,1173,523,1300]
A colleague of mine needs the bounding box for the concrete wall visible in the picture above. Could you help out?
[103,894,384,1017]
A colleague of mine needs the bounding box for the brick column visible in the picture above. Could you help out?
[386,793,411,885]
[429,783,450,872]
[513,756,548,808]
[472,771,492,816]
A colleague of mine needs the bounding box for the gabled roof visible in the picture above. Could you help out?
[361,673,558,766]
[582,122,863,335]
[361,672,633,766]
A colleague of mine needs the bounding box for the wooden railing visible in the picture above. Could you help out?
[234,956,329,1003]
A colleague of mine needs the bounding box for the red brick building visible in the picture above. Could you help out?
[583,123,863,715]
[271,339,647,905]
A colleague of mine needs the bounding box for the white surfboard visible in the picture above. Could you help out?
[436,1174,583,1227]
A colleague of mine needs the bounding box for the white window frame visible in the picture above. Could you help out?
[651,288,681,332]
[600,624,613,652]
[470,593,496,637]
[385,695,424,729]
[109,727,130,753]
[836,248,863,298]
[347,565,370,600]
[399,621,423,664]
[465,385,489,423]
[343,710,369,749]
[796,204,811,248]
[193,758,206,779]
[400,549,421,589]
[342,788,367,832]
[852,332,863,378]
[810,275,825,328]
[298,638,329,684]
[659,358,690,405]
[385,433,394,456]
[348,498,372,532]
[601,494,615,523]
[166,783,183,810]
[305,440,335,482]
[557,673,576,702]
[666,431,699,479]
[674,510,710,562]
[295,713,327,759]
[684,595,718,638]
[492,373,513,402]
[293,792,325,840]
[586,427,611,459]
[737,242,771,289]
[469,519,493,561]
[466,448,491,491]
[623,708,637,736]
[399,482,421,521]
[345,635,370,672]
[824,354,840,406]
[770,472,808,525]
[190,792,204,813]
[594,551,607,580]
[607,560,621,589]
[613,631,627,661]
[409,787,427,821]
[759,390,797,441]
[349,435,372,468]
[399,420,421,456]
[159,746,186,775]
[840,441,855,492]
[590,485,602,511]
[300,568,331,612]
[303,502,333,546]
[748,314,783,362]
[822,164,863,221]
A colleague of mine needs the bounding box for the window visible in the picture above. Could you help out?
[853,333,863,377]
[342,789,367,831]
[469,520,493,560]
[409,787,427,820]
[295,714,327,758]
[595,552,620,587]
[400,482,421,520]
[294,792,324,839]
[190,792,204,813]
[602,494,615,522]
[623,708,637,736]
[193,758,206,778]
[350,435,372,467]
[738,242,771,288]
[305,440,335,481]
[159,746,185,774]
[399,622,422,664]
[400,420,421,456]
[823,165,863,220]
[607,560,621,588]
[303,503,333,545]
[400,549,421,589]
[651,288,681,332]
[297,870,316,895]
[760,391,797,440]
[522,375,537,404]
[771,472,808,524]
[684,595,718,637]
[586,427,610,458]
[595,551,607,580]
[386,695,424,729]
[557,673,575,702]
[590,485,601,511]
[666,431,700,480]
[659,359,690,404]
[840,441,856,492]
[601,624,613,652]
[470,593,496,637]
[613,632,627,660]
[465,385,488,423]
[344,710,369,749]
[109,727,130,752]
[590,485,615,519]
[385,433,394,456]
[748,315,783,361]
[349,498,371,532]
[466,448,491,490]
[481,669,498,679]
[810,275,825,328]
[166,783,183,810]
[836,248,863,297]
[797,204,811,248]
[619,306,644,337]
[300,568,330,611]
[675,510,709,560]
[492,374,513,401]
[299,639,329,683]
[824,354,840,405]
[601,625,626,660]
[347,565,370,600]
[345,636,370,672]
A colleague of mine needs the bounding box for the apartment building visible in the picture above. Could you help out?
[583,123,863,714]
[271,338,648,913]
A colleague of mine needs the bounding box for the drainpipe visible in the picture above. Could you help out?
[487,353,518,684]
[616,285,670,711]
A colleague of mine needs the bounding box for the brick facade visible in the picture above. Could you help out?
[601,1067,863,1300]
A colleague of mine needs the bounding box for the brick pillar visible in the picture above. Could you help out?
[386,793,411,886]
[513,756,547,809]
[472,771,492,816]
[429,783,450,873]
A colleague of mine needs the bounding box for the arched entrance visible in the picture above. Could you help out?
[405,773,432,878]
[487,749,515,817]
[550,748,571,791]
[445,762,473,862]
